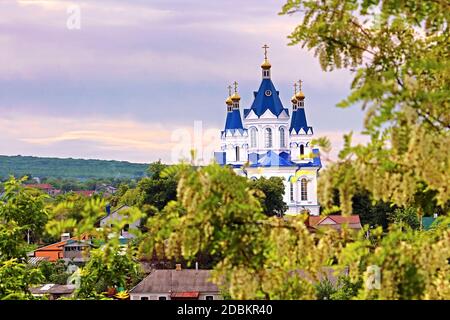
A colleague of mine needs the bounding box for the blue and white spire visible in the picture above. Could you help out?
[243,44,289,119]
[223,82,244,132]
[290,80,313,135]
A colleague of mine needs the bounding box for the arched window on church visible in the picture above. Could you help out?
[235,146,240,161]
[301,178,308,201]
[250,128,257,148]
[290,181,294,202]
[279,127,286,148]
[300,144,305,155]
[265,128,273,148]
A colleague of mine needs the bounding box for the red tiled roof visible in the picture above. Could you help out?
[308,215,361,226]
[326,215,361,224]
[35,234,90,252]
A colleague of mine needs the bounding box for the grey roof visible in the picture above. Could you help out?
[64,240,92,247]
[99,204,131,222]
[130,270,219,294]
[30,284,76,295]
[28,256,49,265]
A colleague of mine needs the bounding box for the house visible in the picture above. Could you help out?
[33,233,90,262]
[26,183,60,196]
[62,239,93,264]
[99,205,141,239]
[307,215,362,231]
[96,184,118,197]
[130,266,222,301]
[73,190,96,197]
[30,284,76,300]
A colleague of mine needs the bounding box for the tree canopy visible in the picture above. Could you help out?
[280,0,449,215]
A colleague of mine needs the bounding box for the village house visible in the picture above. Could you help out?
[30,284,76,300]
[306,215,362,232]
[26,183,61,196]
[130,266,222,301]
[32,233,91,262]
[73,190,96,197]
[95,184,118,197]
[99,205,141,239]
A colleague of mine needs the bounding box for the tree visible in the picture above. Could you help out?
[0,177,47,299]
[142,163,450,299]
[76,244,143,299]
[0,177,49,244]
[280,0,449,215]
[114,161,178,212]
[139,161,178,210]
[0,259,44,300]
[249,177,288,217]
[388,207,420,230]
[38,260,70,285]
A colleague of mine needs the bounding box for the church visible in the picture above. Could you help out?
[214,45,321,216]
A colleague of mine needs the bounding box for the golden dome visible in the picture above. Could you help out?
[296,90,305,100]
[291,95,298,103]
[226,95,233,105]
[231,92,241,101]
[261,59,271,69]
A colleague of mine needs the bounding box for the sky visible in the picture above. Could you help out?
[0,0,367,164]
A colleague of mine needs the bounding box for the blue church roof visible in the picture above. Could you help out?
[244,79,285,117]
[250,150,296,167]
[290,107,313,134]
[224,109,244,131]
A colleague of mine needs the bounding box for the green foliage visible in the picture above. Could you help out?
[249,177,288,217]
[388,207,420,230]
[111,161,178,214]
[44,196,145,299]
[0,155,148,180]
[315,279,335,300]
[0,177,49,243]
[76,245,143,299]
[142,163,450,300]
[0,259,44,300]
[280,0,449,215]
[38,260,70,285]
[330,276,362,300]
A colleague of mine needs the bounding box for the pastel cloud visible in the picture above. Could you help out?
[0,113,222,164]
[0,0,366,163]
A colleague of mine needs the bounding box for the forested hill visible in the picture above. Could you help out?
[0,155,149,179]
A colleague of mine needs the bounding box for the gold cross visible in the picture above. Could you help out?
[233,81,238,93]
[294,82,298,94]
[298,79,303,91]
[262,44,269,60]
[227,85,232,96]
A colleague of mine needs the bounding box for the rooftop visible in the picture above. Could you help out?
[130,269,219,294]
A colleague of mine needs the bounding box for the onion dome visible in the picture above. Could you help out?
[261,59,271,69]
[296,90,305,100]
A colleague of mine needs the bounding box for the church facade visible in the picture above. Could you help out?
[214,46,321,216]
